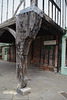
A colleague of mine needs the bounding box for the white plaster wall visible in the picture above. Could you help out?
[0,0,66,29]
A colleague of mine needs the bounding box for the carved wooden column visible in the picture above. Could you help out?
[31,0,38,6]
[16,11,42,88]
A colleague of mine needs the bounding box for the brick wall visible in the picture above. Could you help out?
[2,47,4,60]
[27,33,57,71]
[7,45,16,62]
[27,35,41,67]
[10,45,16,62]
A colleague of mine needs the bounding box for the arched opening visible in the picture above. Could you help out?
[0,28,17,92]
[0,29,16,62]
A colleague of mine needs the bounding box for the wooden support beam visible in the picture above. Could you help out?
[65,2,66,27]
[52,3,53,19]
[55,7,56,22]
[31,0,37,6]
[1,0,3,23]
[30,0,32,5]
[42,13,65,35]
[23,0,25,9]
[48,0,50,17]
[6,0,9,20]
[16,11,42,88]
[62,0,65,28]
[60,0,61,26]
[57,10,59,24]
[13,0,24,17]
[55,36,58,73]
[57,35,62,72]
[49,0,61,11]
[4,27,16,38]
[0,17,16,29]
[43,0,44,13]
[12,0,14,16]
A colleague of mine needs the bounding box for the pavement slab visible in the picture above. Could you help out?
[0,60,67,100]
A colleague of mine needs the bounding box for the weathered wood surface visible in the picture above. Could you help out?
[0,12,65,35]
[42,13,65,35]
[0,17,16,29]
[0,0,66,28]
[16,11,42,88]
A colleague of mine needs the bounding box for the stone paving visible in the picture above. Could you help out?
[0,60,67,100]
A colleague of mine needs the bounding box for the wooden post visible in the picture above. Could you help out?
[31,0,37,6]
[12,0,14,16]
[48,0,50,17]
[52,3,53,19]
[43,0,44,13]
[66,1,67,27]
[60,0,61,26]
[55,7,56,22]
[6,0,9,20]
[16,11,42,88]
[57,35,62,72]
[55,36,58,73]
[30,0,32,5]
[57,10,59,24]
[62,0,65,28]
[23,0,25,9]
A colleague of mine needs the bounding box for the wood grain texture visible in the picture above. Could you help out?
[16,12,42,88]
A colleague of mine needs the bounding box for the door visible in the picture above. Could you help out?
[4,48,8,61]
[41,45,55,71]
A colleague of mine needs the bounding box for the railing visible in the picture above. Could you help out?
[0,0,66,29]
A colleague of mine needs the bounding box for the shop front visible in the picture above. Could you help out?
[28,30,61,73]
[61,28,67,75]
[0,43,16,62]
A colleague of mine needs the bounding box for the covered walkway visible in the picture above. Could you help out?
[0,60,67,100]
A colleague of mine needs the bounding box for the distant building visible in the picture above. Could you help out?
[0,43,16,62]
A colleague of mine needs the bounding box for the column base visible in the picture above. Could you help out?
[54,67,57,74]
[17,87,31,96]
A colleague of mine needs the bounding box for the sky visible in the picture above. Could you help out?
[0,0,66,28]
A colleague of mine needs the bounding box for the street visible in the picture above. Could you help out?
[0,60,67,100]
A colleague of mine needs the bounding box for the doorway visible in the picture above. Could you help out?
[4,47,8,61]
[41,45,55,71]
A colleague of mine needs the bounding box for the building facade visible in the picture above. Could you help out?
[0,43,16,62]
[0,0,67,88]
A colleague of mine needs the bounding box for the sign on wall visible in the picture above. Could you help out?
[44,40,56,45]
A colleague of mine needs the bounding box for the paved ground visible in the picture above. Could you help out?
[0,60,67,100]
